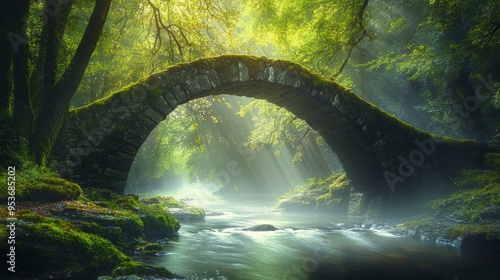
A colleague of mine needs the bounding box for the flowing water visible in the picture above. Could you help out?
[134,195,500,280]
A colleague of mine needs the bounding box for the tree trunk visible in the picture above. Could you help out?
[0,6,14,113]
[30,0,74,116]
[31,0,112,165]
[11,0,33,138]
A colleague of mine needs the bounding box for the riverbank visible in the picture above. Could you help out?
[2,152,499,278]
[275,157,500,252]
[0,165,205,279]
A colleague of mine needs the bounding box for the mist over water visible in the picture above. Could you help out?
[134,194,500,280]
[126,95,500,280]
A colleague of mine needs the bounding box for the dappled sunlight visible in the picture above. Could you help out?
[128,95,340,197]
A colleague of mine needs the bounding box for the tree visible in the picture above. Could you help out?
[242,0,371,79]
[72,0,240,107]
[1,0,240,167]
[239,99,335,179]
[1,0,112,166]
[364,0,500,140]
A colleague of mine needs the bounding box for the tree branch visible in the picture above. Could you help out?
[334,0,370,77]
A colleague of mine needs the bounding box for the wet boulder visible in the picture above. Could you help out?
[242,224,278,231]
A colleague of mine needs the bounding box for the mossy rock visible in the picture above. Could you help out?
[140,195,205,222]
[82,189,180,241]
[275,173,351,214]
[0,214,127,279]
[135,239,164,255]
[242,224,278,231]
[112,260,174,278]
[0,165,81,203]
[20,177,82,202]
[83,188,140,210]
[138,204,180,240]
[449,224,500,251]
[46,200,145,247]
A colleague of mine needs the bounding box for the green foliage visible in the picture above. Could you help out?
[72,0,242,107]
[242,0,371,80]
[128,96,237,187]
[431,168,500,222]
[239,100,310,159]
[237,98,338,180]
[363,0,500,139]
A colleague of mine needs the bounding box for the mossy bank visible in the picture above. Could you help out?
[391,153,500,251]
[275,153,500,252]
[0,165,186,279]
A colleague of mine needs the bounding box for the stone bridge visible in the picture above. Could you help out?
[51,55,488,194]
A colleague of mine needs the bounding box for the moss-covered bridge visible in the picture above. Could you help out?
[51,55,489,195]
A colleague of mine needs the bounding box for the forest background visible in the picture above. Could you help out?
[1,0,499,194]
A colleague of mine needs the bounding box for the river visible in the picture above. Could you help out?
[134,195,500,280]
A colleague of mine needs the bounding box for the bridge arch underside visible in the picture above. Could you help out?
[52,56,487,195]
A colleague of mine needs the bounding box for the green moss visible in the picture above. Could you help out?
[449,224,500,240]
[14,214,127,278]
[140,195,206,222]
[275,173,351,213]
[398,218,431,229]
[82,189,180,240]
[139,204,180,239]
[0,164,82,202]
[316,173,351,206]
[431,168,500,222]
[135,239,164,255]
[83,188,140,210]
[21,177,82,202]
[112,260,174,278]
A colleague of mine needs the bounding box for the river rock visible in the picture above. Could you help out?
[242,224,278,231]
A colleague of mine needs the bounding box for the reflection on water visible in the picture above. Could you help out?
[134,196,500,280]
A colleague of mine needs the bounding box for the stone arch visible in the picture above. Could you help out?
[51,55,487,193]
